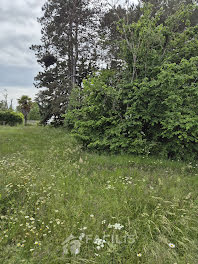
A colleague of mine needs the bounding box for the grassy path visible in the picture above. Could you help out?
[0,126,198,263]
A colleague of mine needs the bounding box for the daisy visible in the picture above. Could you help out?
[168,243,175,248]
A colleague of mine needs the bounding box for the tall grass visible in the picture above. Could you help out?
[0,126,197,263]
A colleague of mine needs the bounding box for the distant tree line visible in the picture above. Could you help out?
[32,0,198,159]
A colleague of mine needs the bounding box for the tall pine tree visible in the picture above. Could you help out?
[31,0,100,125]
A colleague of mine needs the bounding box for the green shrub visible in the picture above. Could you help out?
[64,61,198,160]
[64,5,198,161]
[0,111,24,126]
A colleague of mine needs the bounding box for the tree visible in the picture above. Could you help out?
[17,96,32,126]
[99,2,141,70]
[65,3,198,160]
[31,0,101,125]
[0,89,14,111]
[28,102,41,121]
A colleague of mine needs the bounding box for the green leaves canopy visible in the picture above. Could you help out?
[65,3,198,160]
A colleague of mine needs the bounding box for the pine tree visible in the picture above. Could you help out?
[31,0,100,124]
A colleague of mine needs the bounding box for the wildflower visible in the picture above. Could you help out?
[25,216,29,219]
[94,238,106,250]
[114,223,124,230]
[108,223,124,230]
[34,241,38,245]
[137,253,142,257]
[80,227,87,231]
[17,243,21,247]
[21,244,25,247]
[102,220,106,224]
[168,243,175,248]
[90,214,94,218]
[79,233,85,240]
[30,249,34,252]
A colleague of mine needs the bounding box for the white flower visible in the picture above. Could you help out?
[79,233,85,240]
[75,248,80,255]
[137,253,142,257]
[113,223,124,230]
[108,223,124,230]
[102,220,106,224]
[94,238,106,247]
[90,214,94,218]
[168,243,175,248]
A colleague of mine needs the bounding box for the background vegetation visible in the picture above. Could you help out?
[31,0,198,160]
[0,111,23,126]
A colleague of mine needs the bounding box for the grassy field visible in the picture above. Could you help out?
[0,126,198,264]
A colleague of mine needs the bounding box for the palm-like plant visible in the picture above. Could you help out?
[18,96,32,126]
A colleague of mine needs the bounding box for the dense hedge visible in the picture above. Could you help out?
[0,111,24,126]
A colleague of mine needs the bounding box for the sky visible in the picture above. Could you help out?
[0,0,138,108]
[0,0,45,108]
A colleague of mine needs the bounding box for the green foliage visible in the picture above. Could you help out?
[0,111,24,126]
[64,3,198,160]
[64,70,119,150]
[28,103,41,120]
[17,95,32,125]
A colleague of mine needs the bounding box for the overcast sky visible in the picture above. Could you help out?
[0,0,137,108]
[0,0,45,108]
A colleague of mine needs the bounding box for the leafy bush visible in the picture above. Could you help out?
[64,4,198,160]
[0,111,24,126]
[65,58,198,160]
